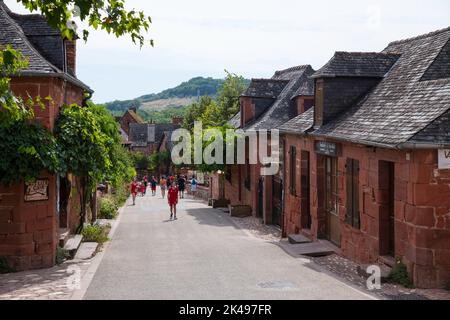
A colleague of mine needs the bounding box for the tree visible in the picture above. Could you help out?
[55,104,112,232]
[18,0,153,47]
[182,96,215,130]
[216,70,247,121]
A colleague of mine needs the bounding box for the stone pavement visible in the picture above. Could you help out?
[0,259,92,300]
[83,189,375,300]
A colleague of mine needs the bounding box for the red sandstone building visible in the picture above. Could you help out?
[0,2,92,270]
[221,65,315,226]
[216,27,450,288]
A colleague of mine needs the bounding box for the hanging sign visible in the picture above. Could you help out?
[24,179,49,202]
[438,149,450,169]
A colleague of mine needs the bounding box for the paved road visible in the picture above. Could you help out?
[84,188,374,300]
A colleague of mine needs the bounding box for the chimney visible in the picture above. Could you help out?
[65,40,76,76]
[172,117,183,125]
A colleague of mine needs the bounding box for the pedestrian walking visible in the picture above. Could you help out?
[143,175,148,195]
[190,175,198,198]
[178,175,186,199]
[150,176,157,196]
[160,176,167,199]
[168,181,179,220]
[139,181,146,196]
[130,178,138,205]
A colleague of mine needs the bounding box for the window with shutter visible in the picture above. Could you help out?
[290,146,296,196]
[346,158,360,229]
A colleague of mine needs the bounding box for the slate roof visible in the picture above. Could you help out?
[129,123,180,147]
[278,107,314,134]
[125,109,145,124]
[310,27,450,148]
[246,65,315,130]
[311,52,401,79]
[0,1,91,92]
[241,79,288,98]
[228,112,241,128]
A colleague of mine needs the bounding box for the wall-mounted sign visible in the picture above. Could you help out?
[438,149,450,169]
[25,179,49,202]
[315,141,340,157]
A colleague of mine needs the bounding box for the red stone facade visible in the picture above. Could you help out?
[282,133,450,288]
[0,76,85,271]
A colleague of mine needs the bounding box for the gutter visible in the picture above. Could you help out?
[396,141,450,149]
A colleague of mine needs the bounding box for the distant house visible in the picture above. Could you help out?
[0,1,92,271]
[119,107,145,136]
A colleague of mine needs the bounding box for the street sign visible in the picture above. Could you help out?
[438,149,450,169]
[315,141,340,157]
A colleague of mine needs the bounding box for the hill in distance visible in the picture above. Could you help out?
[103,76,250,123]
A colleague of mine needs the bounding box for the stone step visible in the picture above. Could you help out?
[288,234,312,244]
[277,240,336,258]
[58,228,70,247]
[74,242,98,260]
[64,234,83,258]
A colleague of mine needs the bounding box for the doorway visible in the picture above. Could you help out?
[59,176,71,229]
[272,175,283,227]
[325,156,340,246]
[258,177,264,218]
[379,161,395,257]
[300,151,311,229]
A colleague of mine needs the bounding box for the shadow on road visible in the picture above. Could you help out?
[184,207,241,230]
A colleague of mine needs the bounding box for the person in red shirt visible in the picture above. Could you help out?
[130,178,138,205]
[140,181,146,196]
[167,181,179,220]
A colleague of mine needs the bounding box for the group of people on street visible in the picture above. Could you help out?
[130,174,198,220]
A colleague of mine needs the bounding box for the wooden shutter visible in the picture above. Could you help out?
[290,146,296,196]
[352,160,360,229]
[345,159,353,224]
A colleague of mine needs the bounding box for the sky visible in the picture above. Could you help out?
[4,0,450,103]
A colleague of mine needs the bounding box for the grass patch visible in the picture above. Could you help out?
[0,256,15,274]
[387,259,414,288]
[82,224,110,244]
[56,246,70,265]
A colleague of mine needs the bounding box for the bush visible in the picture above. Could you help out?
[56,247,70,265]
[99,196,119,219]
[113,183,129,207]
[387,259,414,288]
[0,256,14,274]
[81,224,110,244]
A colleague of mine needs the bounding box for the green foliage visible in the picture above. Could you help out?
[131,152,150,170]
[387,259,414,288]
[19,0,153,47]
[0,120,60,185]
[0,46,43,126]
[149,151,170,171]
[139,105,187,123]
[56,246,70,265]
[55,104,111,183]
[0,256,15,274]
[81,224,110,244]
[99,196,119,219]
[217,71,248,121]
[183,96,215,130]
[112,183,130,207]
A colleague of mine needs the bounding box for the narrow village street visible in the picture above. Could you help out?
[81,189,374,300]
